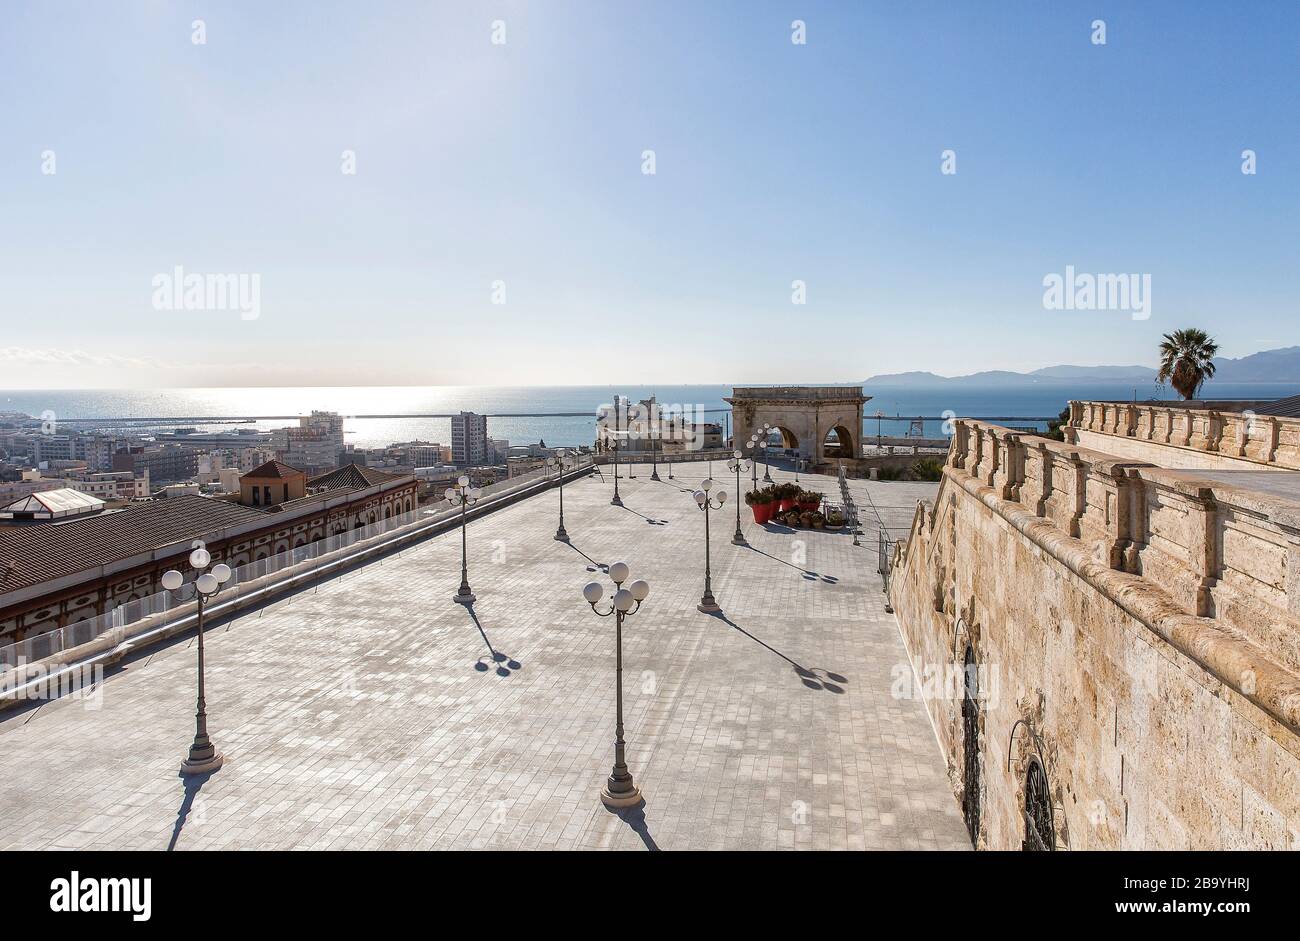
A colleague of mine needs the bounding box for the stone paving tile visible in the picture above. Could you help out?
[0,463,968,851]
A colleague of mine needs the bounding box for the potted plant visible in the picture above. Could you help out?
[809,510,826,529]
[777,483,799,513]
[746,486,777,524]
[825,509,845,529]
[798,489,823,512]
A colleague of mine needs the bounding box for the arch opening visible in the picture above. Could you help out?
[961,644,980,845]
[1022,757,1054,851]
[823,424,855,458]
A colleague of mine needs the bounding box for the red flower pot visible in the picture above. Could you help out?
[751,501,776,523]
[778,498,796,513]
[799,500,820,512]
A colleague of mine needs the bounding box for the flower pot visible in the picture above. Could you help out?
[799,500,820,512]
[752,502,775,524]
[778,498,796,513]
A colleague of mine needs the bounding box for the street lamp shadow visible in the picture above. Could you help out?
[462,602,522,677]
[605,799,660,851]
[166,768,216,851]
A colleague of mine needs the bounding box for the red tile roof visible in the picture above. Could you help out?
[309,465,402,491]
[244,460,304,480]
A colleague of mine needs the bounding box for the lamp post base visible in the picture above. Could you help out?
[180,749,224,776]
[697,595,721,614]
[453,590,477,605]
[610,495,623,506]
[650,471,660,481]
[600,782,643,809]
[731,533,747,546]
[554,528,570,542]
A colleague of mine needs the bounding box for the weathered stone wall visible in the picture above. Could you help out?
[1073,430,1291,471]
[1070,400,1300,471]
[890,421,1300,850]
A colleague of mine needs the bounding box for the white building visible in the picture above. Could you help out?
[63,470,150,502]
[451,412,489,467]
[271,411,346,475]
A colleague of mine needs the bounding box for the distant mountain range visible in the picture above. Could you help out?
[863,346,1300,387]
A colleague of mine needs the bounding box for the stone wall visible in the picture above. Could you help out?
[1069,400,1300,471]
[889,420,1300,849]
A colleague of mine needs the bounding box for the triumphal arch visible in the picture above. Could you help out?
[726,386,869,466]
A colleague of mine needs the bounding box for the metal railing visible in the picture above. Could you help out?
[0,455,592,674]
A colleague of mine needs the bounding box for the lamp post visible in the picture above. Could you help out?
[744,438,760,493]
[727,452,750,546]
[757,423,774,482]
[666,417,674,480]
[609,438,624,506]
[649,404,661,481]
[626,401,636,480]
[546,450,574,541]
[445,475,481,604]
[692,478,727,613]
[582,562,651,808]
[161,547,232,776]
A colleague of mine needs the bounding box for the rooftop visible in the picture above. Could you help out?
[0,495,267,594]
[0,463,967,850]
[0,488,106,520]
[243,460,304,480]
[309,464,403,491]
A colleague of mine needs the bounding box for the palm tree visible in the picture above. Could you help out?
[1157,328,1219,399]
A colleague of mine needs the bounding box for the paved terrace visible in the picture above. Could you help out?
[0,463,967,851]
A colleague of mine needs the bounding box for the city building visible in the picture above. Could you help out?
[238,460,306,508]
[154,427,272,448]
[270,411,346,475]
[113,444,201,484]
[62,470,150,502]
[30,433,125,473]
[402,443,449,467]
[0,463,418,643]
[451,412,488,467]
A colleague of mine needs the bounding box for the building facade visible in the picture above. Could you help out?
[0,464,418,645]
[270,411,346,475]
[451,412,489,467]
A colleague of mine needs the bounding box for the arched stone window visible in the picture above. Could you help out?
[1022,757,1054,851]
[961,644,980,845]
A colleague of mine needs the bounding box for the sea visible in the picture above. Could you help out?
[2,382,1298,451]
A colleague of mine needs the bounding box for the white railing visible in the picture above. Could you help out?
[0,455,592,674]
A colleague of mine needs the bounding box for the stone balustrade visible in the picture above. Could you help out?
[1069,400,1300,470]
[889,419,1300,848]
[944,420,1300,672]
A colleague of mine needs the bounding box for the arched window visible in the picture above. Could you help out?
[961,645,980,844]
[1022,757,1054,851]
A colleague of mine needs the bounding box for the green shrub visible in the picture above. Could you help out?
[910,458,945,482]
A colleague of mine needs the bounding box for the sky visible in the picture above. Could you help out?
[0,0,1296,389]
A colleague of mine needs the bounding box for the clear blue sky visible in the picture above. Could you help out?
[0,0,1296,388]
